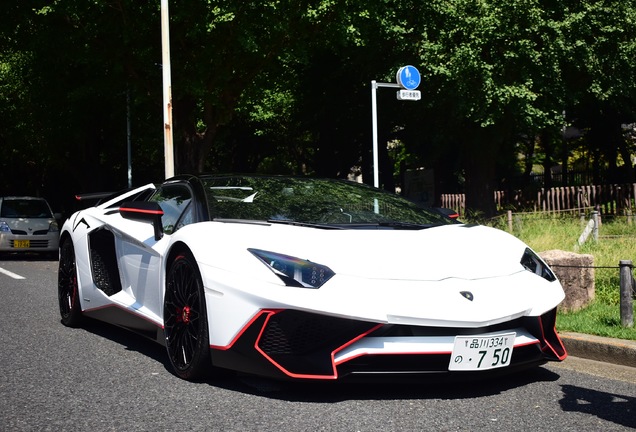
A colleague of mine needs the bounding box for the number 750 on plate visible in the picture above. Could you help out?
[449,332,516,371]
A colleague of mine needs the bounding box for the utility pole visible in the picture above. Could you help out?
[161,0,174,179]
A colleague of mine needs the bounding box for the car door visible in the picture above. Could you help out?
[114,183,195,323]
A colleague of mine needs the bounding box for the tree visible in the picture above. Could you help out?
[560,0,636,184]
[407,0,569,216]
[2,0,636,219]
[168,0,375,174]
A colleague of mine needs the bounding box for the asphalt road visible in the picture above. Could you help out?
[1,257,635,432]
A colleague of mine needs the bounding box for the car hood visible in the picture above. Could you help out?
[188,222,533,281]
[2,217,54,233]
[273,224,529,281]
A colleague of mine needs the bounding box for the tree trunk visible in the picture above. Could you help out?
[462,125,500,218]
[177,128,216,175]
[173,96,222,175]
[540,129,554,190]
[618,138,635,183]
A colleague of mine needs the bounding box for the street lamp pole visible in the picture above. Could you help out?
[161,0,174,179]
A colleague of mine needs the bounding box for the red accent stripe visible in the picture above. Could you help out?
[253,312,337,379]
[210,310,282,351]
[537,318,568,361]
[120,207,163,215]
[211,311,553,380]
[211,310,383,380]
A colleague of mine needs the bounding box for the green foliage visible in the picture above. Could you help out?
[505,213,636,340]
[557,300,636,340]
[417,0,566,129]
[501,213,583,252]
[2,0,636,216]
[579,227,636,305]
[560,0,636,104]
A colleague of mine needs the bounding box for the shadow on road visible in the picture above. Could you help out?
[78,318,171,370]
[560,384,636,429]
[219,366,562,402]
[73,315,565,403]
[0,252,58,261]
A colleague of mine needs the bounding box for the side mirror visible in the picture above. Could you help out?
[435,207,460,220]
[119,201,164,241]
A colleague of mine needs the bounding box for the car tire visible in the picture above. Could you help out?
[58,238,83,327]
[164,250,211,381]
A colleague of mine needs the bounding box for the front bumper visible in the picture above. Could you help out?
[210,308,567,381]
[0,232,59,253]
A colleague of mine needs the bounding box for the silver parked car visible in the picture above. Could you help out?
[0,196,60,256]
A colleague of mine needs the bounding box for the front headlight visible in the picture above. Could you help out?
[521,248,556,282]
[0,221,10,232]
[248,248,335,289]
[49,221,59,233]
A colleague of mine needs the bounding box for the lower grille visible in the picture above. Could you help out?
[258,310,377,376]
[10,240,49,248]
[260,311,373,355]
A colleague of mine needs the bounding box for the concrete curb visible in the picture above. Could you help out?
[559,332,636,368]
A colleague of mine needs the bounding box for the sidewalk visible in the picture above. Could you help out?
[559,332,636,368]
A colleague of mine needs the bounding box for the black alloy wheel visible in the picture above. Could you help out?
[164,250,211,381]
[58,238,82,327]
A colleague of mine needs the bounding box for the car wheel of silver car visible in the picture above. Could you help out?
[58,238,83,327]
[164,250,211,381]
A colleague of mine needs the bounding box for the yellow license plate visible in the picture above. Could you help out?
[14,240,30,248]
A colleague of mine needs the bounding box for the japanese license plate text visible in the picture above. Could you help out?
[449,332,516,371]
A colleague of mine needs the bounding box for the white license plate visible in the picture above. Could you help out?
[449,332,516,371]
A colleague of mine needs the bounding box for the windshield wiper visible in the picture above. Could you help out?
[267,219,345,229]
[378,221,439,229]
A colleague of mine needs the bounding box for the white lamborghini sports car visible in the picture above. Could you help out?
[58,174,567,382]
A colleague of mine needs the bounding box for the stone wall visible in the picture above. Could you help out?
[540,250,595,312]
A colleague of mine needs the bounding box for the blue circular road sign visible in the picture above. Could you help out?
[396,65,421,90]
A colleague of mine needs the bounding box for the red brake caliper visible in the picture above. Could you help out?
[176,306,191,324]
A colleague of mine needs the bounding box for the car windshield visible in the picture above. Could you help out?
[1,199,53,218]
[201,175,453,228]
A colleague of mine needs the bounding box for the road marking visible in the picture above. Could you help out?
[0,266,25,280]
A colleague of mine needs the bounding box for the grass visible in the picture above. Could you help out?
[488,212,636,340]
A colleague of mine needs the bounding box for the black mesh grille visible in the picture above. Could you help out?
[258,310,377,376]
[89,229,122,296]
[260,310,374,355]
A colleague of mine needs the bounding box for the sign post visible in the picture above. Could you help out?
[371,80,400,188]
[370,65,421,188]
